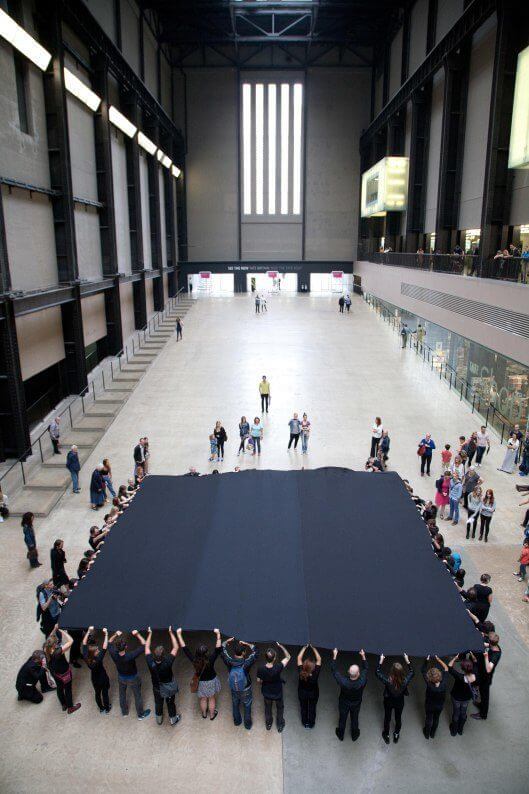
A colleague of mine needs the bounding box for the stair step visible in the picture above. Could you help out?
[104,381,135,391]
[73,415,113,431]
[96,391,130,403]
[9,488,64,518]
[120,364,149,372]
[84,403,122,417]
[111,372,143,382]
[130,350,157,358]
[43,447,91,467]
[60,430,103,447]
[24,468,71,490]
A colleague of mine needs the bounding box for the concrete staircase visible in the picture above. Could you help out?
[8,298,194,518]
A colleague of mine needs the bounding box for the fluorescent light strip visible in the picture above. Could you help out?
[161,154,172,169]
[0,9,51,71]
[268,84,276,215]
[64,67,101,111]
[242,83,252,215]
[280,84,289,215]
[255,84,264,215]
[156,149,164,161]
[138,131,157,155]
[171,165,181,178]
[292,83,302,215]
[108,106,137,138]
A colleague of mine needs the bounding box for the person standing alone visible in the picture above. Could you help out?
[49,417,60,455]
[66,445,81,494]
[175,317,183,341]
[259,376,271,413]
[418,433,436,476]
[371,417,383,458]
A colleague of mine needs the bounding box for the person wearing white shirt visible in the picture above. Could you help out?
[498,432,519,474]
[370,417,383,458]
[450,455,465,480]
[475,426,490,467]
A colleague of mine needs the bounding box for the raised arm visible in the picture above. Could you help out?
[297,645,308,666]
[176,627,185,647]
[277,641,291,667]
[59,628,74,654]
[108,630,121,645]
[214,628,221,648]
[145,627,153,656]
[434,655,448,672]
[82,626,94,646]
[132,629,147,646]
[448,654,459,668]
[169,626,178,657]
[312,645,322,666]
[102,628,108,650]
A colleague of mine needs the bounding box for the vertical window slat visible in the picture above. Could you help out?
[268,83,276,216]
[255,84,264,215]
[242,83,252,215]
[280,83,290,216]
[292,83,303,215]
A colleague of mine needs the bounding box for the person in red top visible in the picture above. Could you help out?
[513,539,529,582]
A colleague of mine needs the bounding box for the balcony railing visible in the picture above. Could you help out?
[358,252,529,283]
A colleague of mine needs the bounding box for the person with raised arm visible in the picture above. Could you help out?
[145,626,181,726]
[178,627,222,720]
[82,627,111,714]
[221,636,258,729]
[447,654,477,736]
[108,629,150,720]
[43,625,81,715]
[331,647,368,741]
[376,653,414,744]
[421,655,448,739]
[297,644,322,729]
[257,642,291,732]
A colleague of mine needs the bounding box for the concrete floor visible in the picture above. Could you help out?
[1,294,528,793]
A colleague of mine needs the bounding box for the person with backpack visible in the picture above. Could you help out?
[221,636,258,729]
[256,642,291,732]
[145,627,181,726]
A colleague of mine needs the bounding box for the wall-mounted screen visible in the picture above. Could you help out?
[361,157,409,218]
[509,45,529,169]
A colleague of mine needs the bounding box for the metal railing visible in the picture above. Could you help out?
[359,252,529,283]
[364,294,515,443]
[0,289,186,498]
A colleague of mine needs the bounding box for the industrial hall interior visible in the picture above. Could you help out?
[1,0,529,792]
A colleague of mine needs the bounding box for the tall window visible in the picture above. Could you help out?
[241,81,304,218]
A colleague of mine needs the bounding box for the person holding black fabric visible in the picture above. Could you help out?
[448,655,476,735]
[178,627,222,720]
[297,644,322,729]
[16,651,55,703]
[462,587,489,623]
[50,539,69,587]
[222,637,258,729]
[376,653,414,744]
[108,630,151,720]
[257,642,291,732]
[421,656,448,739]
[82,626,111,714]
[331,647,368,741]
[43,626,81,715]
[145,627,181,726]
[471,633,501,721]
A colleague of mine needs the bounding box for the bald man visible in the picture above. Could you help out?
[331,648,368,741]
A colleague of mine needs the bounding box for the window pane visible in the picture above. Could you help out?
[292,83,303,215]
[255,84,264,215]
[268,84,276,215]
[242,83,252,215]
[280,83,289,215]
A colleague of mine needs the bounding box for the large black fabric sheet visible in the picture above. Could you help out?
[61,468,483,655]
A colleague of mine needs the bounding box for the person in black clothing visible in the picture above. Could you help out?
[421,656,448,739]
[43,627,81,714]
[50,539,69,587]
[462,587,489,623]
[16,651,55,703]
[331,647,368,741]
[108,630,151,720]
[448,655,476,735]
[213,422,227,462]
[471,633,501,721]
[257,642,291,733]
[178,628,222,720]
[82,626,111,713]
[472,573,493,620]
[133,438,146,473]
[338,295,344,313]
[376,653,414,743]
[297,644,322,729]
[145,627,181,726]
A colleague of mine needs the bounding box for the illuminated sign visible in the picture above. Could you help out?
[509,45,529,169]
[360,157,409,218]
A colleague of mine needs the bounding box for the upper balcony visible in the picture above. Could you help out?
[358,252,528,284]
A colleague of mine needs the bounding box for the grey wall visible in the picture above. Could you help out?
[139,153,152,268]
[111,131,132,274]
[409,0,428,73]
[83,0,116,42]
[159,170,167,266]
[389,28,403,99]
[458,16,496,231]
[143,25,157,99]
[354,261,529,367]
[185,69,239,261]
[305,68,370,260]
[435,0,464,43]
[424,69,444,233]
[121,0,140,75]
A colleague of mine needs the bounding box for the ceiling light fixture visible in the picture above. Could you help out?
[108,105,137,138]
[0,8,52,70]
[64,67,101,111]
[137,131,157,154]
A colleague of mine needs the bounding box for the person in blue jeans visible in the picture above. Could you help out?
[66,445,81,493]
[448,473,463,525]
[221,637,258,729]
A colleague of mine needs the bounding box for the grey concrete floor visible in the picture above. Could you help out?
[1,294,528,793]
